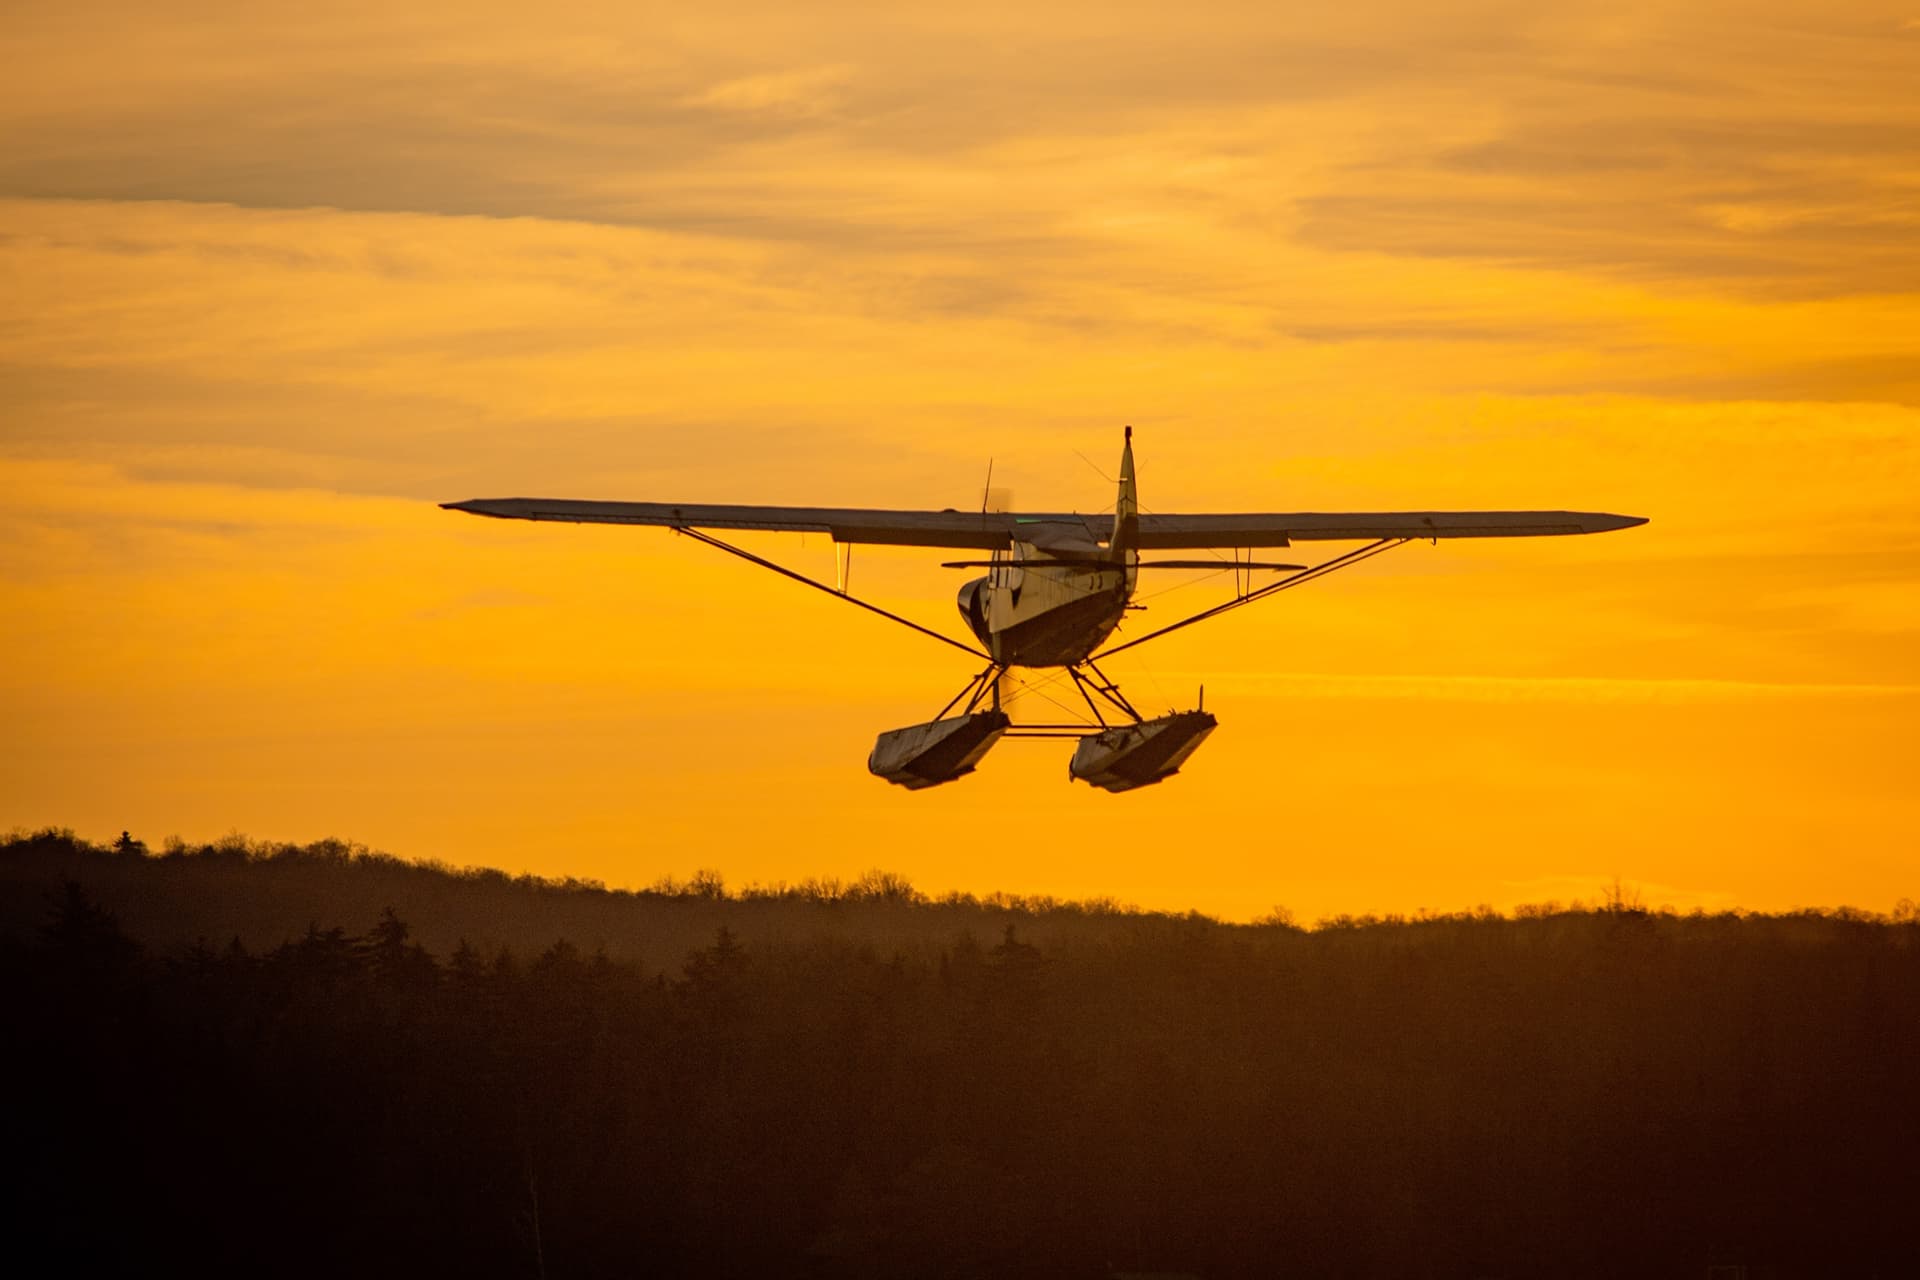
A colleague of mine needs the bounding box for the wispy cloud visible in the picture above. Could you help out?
[682,65,851,118]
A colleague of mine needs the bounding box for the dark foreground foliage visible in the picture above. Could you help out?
[4,830,1917,1278]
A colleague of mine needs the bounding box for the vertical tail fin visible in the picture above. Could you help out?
[1110,426,1139,570]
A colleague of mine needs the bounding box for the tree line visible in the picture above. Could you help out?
[4,829,1916,1277]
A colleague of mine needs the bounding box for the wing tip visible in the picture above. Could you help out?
[441,499,515,518]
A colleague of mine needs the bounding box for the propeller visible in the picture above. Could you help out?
[979,454,1014,515]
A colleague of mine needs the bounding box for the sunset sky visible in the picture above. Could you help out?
[4,0,1916,919]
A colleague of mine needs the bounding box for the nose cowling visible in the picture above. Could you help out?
[956,576,992,646]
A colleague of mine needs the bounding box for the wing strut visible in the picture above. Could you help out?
[1090,538,1410,661]
[675,527,988,659]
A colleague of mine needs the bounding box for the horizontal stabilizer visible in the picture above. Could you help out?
[940,558,1304,571]
[1138,559,1305,571]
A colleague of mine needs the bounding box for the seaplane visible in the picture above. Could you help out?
[443,429,1645,792]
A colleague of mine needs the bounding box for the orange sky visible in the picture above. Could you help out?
[3,0,1917,920]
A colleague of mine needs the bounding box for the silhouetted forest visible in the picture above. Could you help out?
[5,829,1916,1278]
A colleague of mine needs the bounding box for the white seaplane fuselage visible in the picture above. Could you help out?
[956,546,1133,667]
[954,437,1140,668]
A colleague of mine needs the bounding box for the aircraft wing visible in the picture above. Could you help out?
[1134,510,1646,548]
[442,498,1047,548]
[443,498,1645,549]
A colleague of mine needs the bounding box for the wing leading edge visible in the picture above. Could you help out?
[442,498,1646,548]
